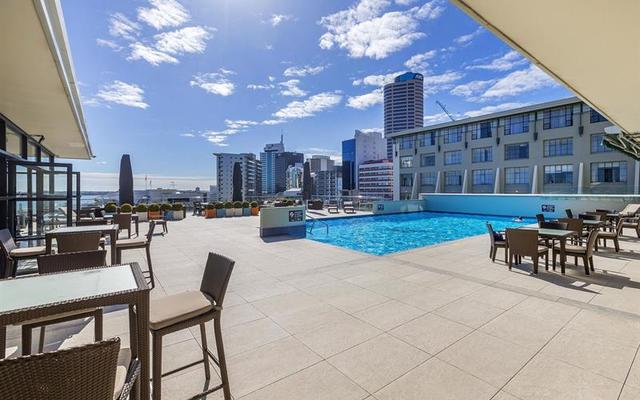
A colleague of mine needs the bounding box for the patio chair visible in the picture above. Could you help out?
[0,337,139,400]
[589,211,614,231]
[558,218,587,245]
[149,253,235,400]
[539,221,568,248]
[0,229,47,278]
[114,213,132,239]
[327,201,339,214]
[343,201,356,214]
[506,228,548,274]
[597,217,625,252]
[115,220,156,288]
[621,217,640,238]
[56,231,102,254]
[535,214,545,226]
[486,222,508,263]
[21,250,107,355]
[565,209,574,218]
[552,228,599,275]
[579,213,599,221]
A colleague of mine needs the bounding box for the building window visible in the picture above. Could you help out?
[6,127,23,157]
[544,164,573,184]
[470,121,492,140]
[504,143,529,160]
[591,162,627,183]
[591,133,613,153]
[444,150,462,165]
[504,114,529,135]
[442,126,463,144]
[400,156,413,168]
[505,167,529,184]
[471,147,492,163]
[421,172,436,185]
[444,171,463,186]
[400,173,414,187]
[544,137,573,157]
[590,109,607,123]
[472,169,494,185]
[399,136,414,150]
[543,106,573,129]
[419,132,436,147]
[421,153,435,167]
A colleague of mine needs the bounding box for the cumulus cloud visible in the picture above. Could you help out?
[274,92,342,119]
[454,26,483,45]
[127,42,179,66]
[269,14,293,26]
[154,26,213,55]
[450,79,494,98]
[283,65,325,77]
[137,0,190,30]
[247,83,275,90]
[279,80,307,97]
[261,119,286,125]
[96,38,122,51]
[466,50,527,71]
[190,70,236,96]
[96,81,149,109]
[423,71,464,94]
[180,133,195,137]
[224,119,259,129]
[346,88,383,110]
[423,112,451,124]
[318,0,445,59]
[463,102,531,118]
[404,49,436,71]
[481,65,557,99]
[352,71,405,86]
[108,13,140,41]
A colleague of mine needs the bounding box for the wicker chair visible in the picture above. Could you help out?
[55,231,102,254]
[621,217,640,238]
[597,218,625,252]
[20,250,108,355]
[149,253,235,400]
[565,209,574,218]
[553,228,599,275]
[486,222,507,263]
[114,213,132,239]
[558,218,587,245]
[0,229,47,278]
[0,337,139,400]
[535,214,545,226]
[506,228,548,274]
[115,220,156,288]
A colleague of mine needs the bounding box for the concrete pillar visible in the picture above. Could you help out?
[392,142,400,200]
[462,169,468,193]
[435,171,442,193]
[531,164,538,194]
[577,162,584,194]
[494,167,501,194]
[634,161,640,194]
[411,172,419,200]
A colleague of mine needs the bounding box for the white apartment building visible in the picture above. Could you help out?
[358,160,393,199]
[213,153,261,201]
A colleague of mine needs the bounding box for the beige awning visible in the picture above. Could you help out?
[451,0,640,157]
[0,0,92,159]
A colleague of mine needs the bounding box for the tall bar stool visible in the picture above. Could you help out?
[149,253,235,400]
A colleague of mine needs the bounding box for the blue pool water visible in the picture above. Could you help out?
[306,212,533,256]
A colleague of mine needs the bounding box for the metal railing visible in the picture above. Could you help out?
[306,212,329,235]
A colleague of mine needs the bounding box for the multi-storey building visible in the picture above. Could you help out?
[384,72,424,160]
[358,160,394,199]
[389,97,638,199]
[260,137,285,194]
[313,167,339,199]
[341,130,388,193]
[309,155,335,173]
[275,152,304,193]
[213,153,262,201]
[285,163,303,190]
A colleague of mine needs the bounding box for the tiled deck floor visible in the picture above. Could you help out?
[7,214,640,399]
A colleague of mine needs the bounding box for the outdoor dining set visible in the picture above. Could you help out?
[487,204,640,276]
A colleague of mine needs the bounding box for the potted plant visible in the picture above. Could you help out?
[120,203,133,213]
[148,203,161,220]
[242,201,251,216]
[104,202,117,214]
[224,201,233,217]
[134,204,148,221]
[205,203,216,218]
[171,203,184,220]
[215,202,225,218]
[250,201,259,216]
[232,201,243,217]
[161,203,172,220]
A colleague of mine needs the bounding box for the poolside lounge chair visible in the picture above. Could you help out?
[506,228,548,274]
[327,201,339,214]
[486,223,508,263]
[597,218,625,252]
[0,229,47,278]
[618,204,640,217]
[343,201,356,214]
[621,217,640,238]
[553,228,599,275]
[0,337,139,400]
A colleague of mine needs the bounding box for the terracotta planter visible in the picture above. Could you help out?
[148,211,161,220]
[205,209,216,218]
[251,207,259,216]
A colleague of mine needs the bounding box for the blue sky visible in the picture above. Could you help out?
[61,0,571,191]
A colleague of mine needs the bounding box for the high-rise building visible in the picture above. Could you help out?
[309,155,335,173]
[384,72,424,159]
[274,151,304,193]
[341,139,356,192]
[341,130,387,193]
[358,160,393,199]
[285,163,303,190]
[260,135,285,194]
[313,167,339,198]
[214,153,262,201]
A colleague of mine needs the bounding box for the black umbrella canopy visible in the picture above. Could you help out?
[119,154,134,205]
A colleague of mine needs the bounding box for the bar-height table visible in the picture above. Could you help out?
[46,224,119,264]
[0,263,151,400]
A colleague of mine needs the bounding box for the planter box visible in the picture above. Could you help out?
[225,209,234,217]
[205,209,216,218]
[171,210,184,221]
[148,211,162,220]
[216,209,226,218]
[242,208,251,216]
[233,208,243,217]
[135,212,148,222]
[251,207,259,216]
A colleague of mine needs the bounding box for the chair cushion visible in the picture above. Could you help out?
[10,245,46,258]
[113,347,131,399]
[22,308,97,325]
[554,244,586,253]
[149,290,213,331]
[115,238,147,248]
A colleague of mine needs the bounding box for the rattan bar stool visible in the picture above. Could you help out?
[149,252,234,400]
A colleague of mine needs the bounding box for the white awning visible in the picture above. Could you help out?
[451,0,640,139]
[0,0,92,159]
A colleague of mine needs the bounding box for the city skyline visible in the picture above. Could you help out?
[61,0,571,191]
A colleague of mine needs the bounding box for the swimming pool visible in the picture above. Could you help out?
[306,212,533,255]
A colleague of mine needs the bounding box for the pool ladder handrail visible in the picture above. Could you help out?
[306,212,328,235]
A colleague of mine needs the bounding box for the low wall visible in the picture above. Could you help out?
[259,206,306,238]
[372,199,427,214]
[421,193,640,219]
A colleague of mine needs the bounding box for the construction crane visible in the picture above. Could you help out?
[435,100,456,122]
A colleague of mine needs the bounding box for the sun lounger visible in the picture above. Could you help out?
[343,201,356,214]
[327,202,339,214]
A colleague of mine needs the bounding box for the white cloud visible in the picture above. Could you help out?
[352,71,405,86]
[109,13,140,41]
[96,81,149,109]
[423,71,464,94]
[395,0,418,4]
[137,0,190,30]
[201,128,240,146]
[481,65,557,99]
[224,119,258,129]
[423,112,451,124]
[127,42,179,66]
[318,0,444,59]
[463,102,531,118]
[450,79,494,98]
[283,65,326,77]
[190,70,236,96]
[81,172,213,191]
[274,92,342,119]
[279,80,307,97]
[466,50,527,71]
[404,49,436,71]
[346,88,383,110]
[180,133,195,137]
[261,119,286,125]
[269,14,293,26]
[96,38,122,51]
[154,26,213,55]
[247,83,275,90]
[454,26,483,45]
[359,128,383,134]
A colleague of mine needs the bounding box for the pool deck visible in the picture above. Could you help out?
[6,214,640,399]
